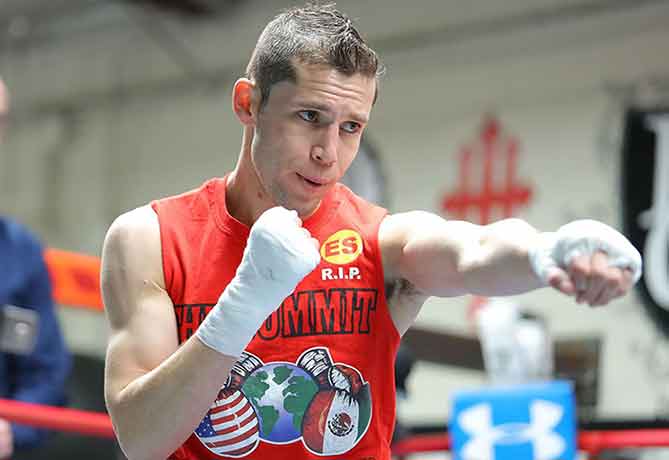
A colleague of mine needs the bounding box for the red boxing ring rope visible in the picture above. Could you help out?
[0,398,668,456]
[579,429,669,454]
[0,398,114,439]
[13,249,669,454]
[391,431,669,457]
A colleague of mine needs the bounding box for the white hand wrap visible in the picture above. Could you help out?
[529,219,642,285]
[195,207,321,357]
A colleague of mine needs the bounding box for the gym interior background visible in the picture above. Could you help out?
[1,0,669,456]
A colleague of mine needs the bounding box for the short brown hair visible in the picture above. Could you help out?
[245,3,384,109]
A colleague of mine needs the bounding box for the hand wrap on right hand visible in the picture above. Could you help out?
[195,207,321,357]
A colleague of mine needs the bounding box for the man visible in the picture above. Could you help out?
[0,78,72,459]
[101,5,641,460]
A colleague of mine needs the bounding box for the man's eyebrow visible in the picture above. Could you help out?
[349,112,369,124]
[295,100,332,112]
[295,101,368,124]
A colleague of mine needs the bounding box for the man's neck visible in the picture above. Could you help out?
[225,164,272,227]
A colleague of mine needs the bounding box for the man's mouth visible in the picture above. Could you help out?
[298,173,327,187]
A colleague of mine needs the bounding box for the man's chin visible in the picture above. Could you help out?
[275,198,320,218]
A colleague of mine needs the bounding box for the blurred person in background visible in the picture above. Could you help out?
[0,77,72,459]
[101,4,641,459]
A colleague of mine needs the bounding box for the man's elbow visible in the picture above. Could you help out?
[106,393,155,460]
[107,395,179,460]
[111,419,169,460]
[116,438,156,460]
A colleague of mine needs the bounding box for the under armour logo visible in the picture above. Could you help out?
[458,400,565,460]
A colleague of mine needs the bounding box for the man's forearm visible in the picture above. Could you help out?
[107,336,237,460]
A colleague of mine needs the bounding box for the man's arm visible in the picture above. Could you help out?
[102,206,237,460]
[379,211,637,304]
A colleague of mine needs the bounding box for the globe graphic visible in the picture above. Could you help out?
[241,363,319,443]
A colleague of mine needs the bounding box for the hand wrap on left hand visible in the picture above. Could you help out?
[529,219,642,285]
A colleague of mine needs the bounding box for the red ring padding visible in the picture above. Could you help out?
[44,248,103,311]
[0,398,114,438]
[391,430,669,456]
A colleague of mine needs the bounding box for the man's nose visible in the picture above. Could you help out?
[311,124,338,166]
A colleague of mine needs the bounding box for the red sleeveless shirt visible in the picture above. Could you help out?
[151,177,400,460]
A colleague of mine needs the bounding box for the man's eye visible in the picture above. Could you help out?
[298,111,318,123]
[341,121,360,134]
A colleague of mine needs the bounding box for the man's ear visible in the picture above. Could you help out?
[232,78,258,126]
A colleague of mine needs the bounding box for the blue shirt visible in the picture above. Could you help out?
[0,217,71,449]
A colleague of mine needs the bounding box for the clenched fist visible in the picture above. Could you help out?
[196,206,321,357]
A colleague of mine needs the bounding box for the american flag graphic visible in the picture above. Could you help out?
[194,389,259,457]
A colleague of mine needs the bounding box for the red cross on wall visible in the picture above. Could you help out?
[441,116,533,225]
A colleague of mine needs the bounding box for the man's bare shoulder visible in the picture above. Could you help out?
[105,203,162,259]
[102,205,167,328]
[106,205,159,240]
[378,211,438,282]
[104,204,157,246]
[104,206,160,262]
